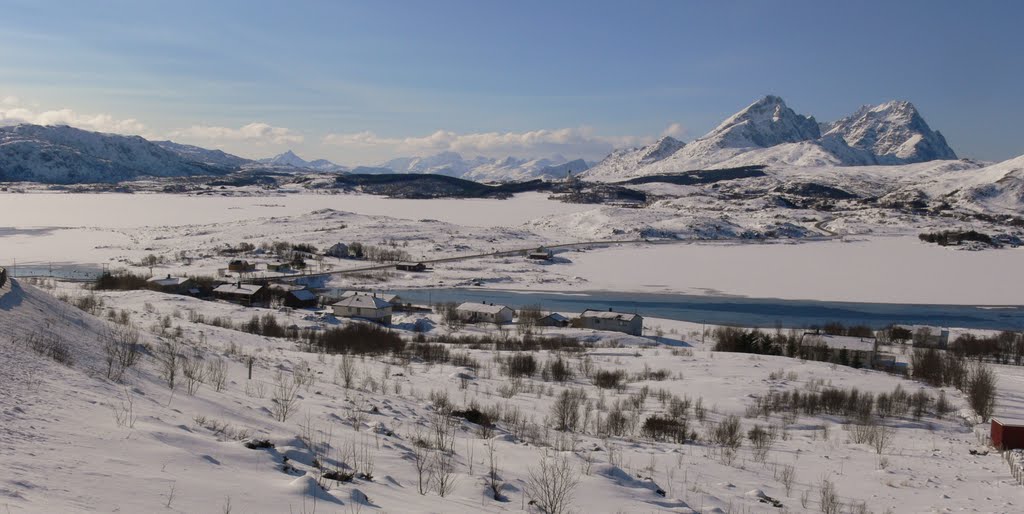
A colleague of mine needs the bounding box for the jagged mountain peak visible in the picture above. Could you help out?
[703,95,821,149]
[638,136,685,165]
[824,100,956,163]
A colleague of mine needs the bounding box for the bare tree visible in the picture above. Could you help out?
[157,339,183,390]
[181,349,206,395]
[410,434,434,495]
[550,389,586,432]
[486,441,504,500]
[526,452,580,514]
[337,352,356,389]
[433,451,458,497]
[872,425,895,455]
[270,371,301,422]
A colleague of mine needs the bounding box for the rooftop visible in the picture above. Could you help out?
[147,276,190,287]
[581,309,641,321]
[213,283,263,296]
[333,295,392,309]
[802,332,877,352]
[457,302,512,314]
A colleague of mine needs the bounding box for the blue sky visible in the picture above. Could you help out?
[0,0,1021,164]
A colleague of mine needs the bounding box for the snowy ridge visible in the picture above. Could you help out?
[0,124,229,183]
[582,96,960,182]
[381,152,589,182]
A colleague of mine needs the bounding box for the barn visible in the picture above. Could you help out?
[991,418,1024,450]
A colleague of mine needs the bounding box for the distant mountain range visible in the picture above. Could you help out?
[581,96,959,181]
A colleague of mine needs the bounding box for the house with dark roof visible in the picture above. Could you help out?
[213,283,267,306]
[285,289,319,309]
[146,275,193,294]
[537,312,571,328]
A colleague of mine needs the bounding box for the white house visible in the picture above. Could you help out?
[579,309,643,336]
[332,295,393,324]
[456,302,514,324]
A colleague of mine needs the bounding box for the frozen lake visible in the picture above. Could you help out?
[0,191,588,228]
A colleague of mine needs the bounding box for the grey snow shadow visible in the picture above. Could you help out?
[0,280,25,310]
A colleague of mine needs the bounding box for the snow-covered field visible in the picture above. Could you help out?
[2,278,1023,513]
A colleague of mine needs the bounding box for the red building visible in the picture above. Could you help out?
[991,418,1024,450]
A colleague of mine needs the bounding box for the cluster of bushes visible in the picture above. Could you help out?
[919,230,992,246]
[303,323,405,356]
[749,384,941,422]
[347,241,411,263]
[93,271,150,291]
[712,326,800,357]
[819,322,874,338]
[92,271,218,293]
[241,313,288,338]
[949,331,1024,365]
[641,415,691,444]
[911,347,997,420]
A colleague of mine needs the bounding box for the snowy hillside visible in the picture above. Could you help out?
[155,140,253,168]
[582,96,960,181]
[4,273,1024,513]
[0,124,230,183]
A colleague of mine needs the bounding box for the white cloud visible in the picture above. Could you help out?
[323,125,682,161]
[0,97,147,135]
[171,122,303,145]
[661,122,688,139]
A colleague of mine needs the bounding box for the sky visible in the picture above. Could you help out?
[0,0,1021,165]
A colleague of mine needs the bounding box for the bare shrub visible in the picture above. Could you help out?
[966,362,997,421]
[819,477,841,514]
[526,452,580,514]
[205,358,228,392]
[748,424,775,462]
[778,463,795,496]
[103,323,141,382]
[550,389,586,432]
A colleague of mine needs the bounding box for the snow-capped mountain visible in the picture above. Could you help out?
[0,124,231,183]
[379,152,589,182]
[582,96,960,182]
[822,100,957,163]
[259,150,348,172]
